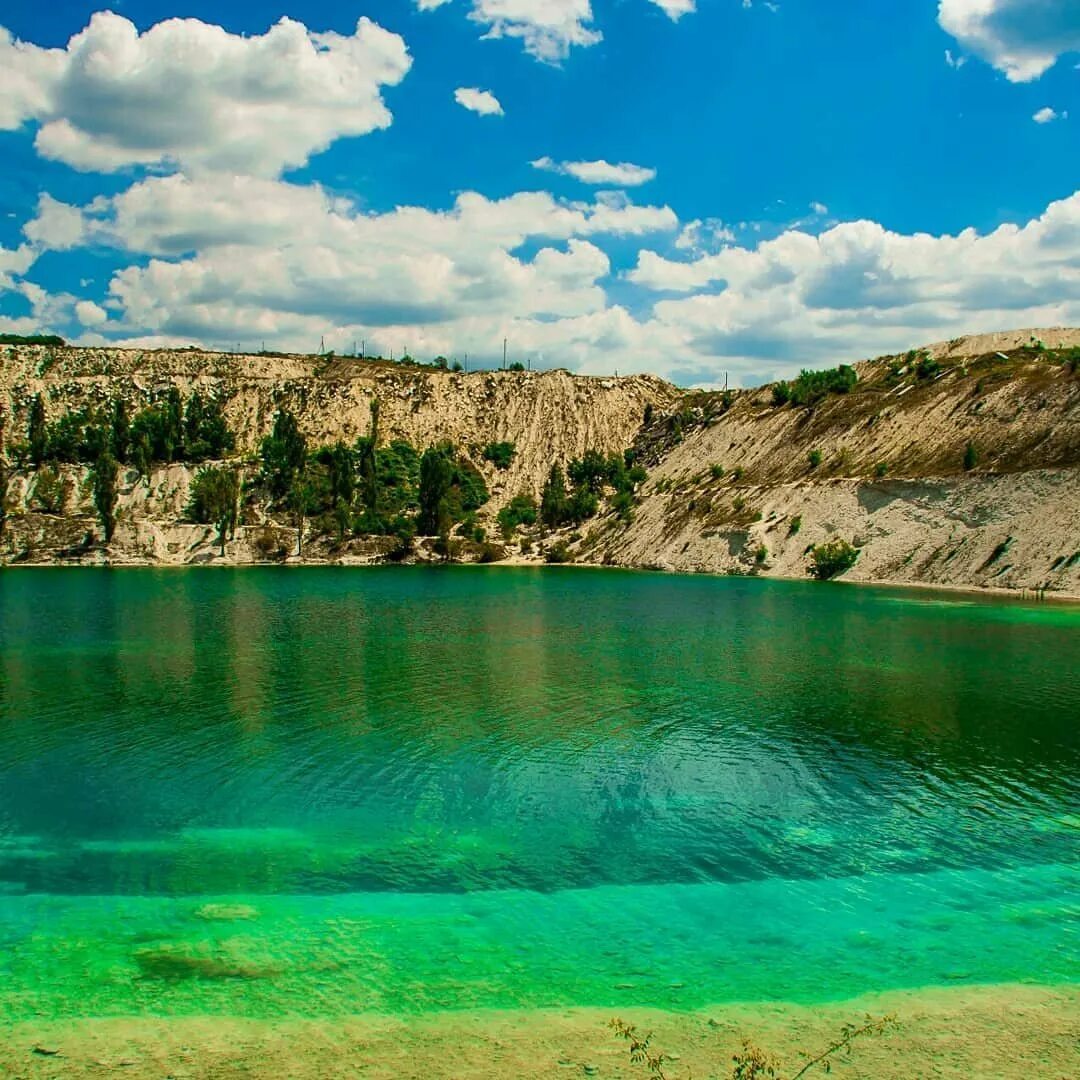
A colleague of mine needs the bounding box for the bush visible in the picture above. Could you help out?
[710,463,726,480]
[963,441,978,471]
[754,545,768,565]
[482,441,516,470]
[808,538,859,580]
[916,354,941,380]
[477,542,505,563]
[874,461,889,478]
[497,493,538,538]
[808,449,823,469]
[787,364,857,407]
[771,382,791,406]
[788,514,802,536]
[545,541,571,564]
[0,333,65,346]
[32,466,68,514]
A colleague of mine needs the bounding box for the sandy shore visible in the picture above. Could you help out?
[2,983,1076,1078]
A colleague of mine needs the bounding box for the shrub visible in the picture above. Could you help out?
[482,441,516,470]
[545,541,571,564]
[963,441,978,471]
[710,463,726,480]
[916,354,941,380]
[497,493,538,538]
[808,449,823,469]
[478,542,505,563]
[771,382,791,406]
[755,545,768,565]
[732,466,744,482]
[808,538,859,580]
[32,466,68,514]
[788,514,802,536]
[787,364,857,407]
[874,461,888,478]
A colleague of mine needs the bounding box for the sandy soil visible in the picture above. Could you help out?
[2,984,1077,1079]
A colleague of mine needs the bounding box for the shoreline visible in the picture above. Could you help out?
[5,554,1079,605]
[3,982,1076,1078]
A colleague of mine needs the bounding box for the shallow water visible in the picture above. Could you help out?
[0,568,1076,1021]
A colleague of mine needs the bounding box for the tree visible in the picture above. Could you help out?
[90,452,119,543]
[109,398,130,463]
[259,409,307,500]
[482,442,515,470]
[186,466,240,556]
[164,388,184,461]
[357,398,380,511]
[28,394,47,467]
[0,407,8,540]
[418,446,454,537]
[540,464,570,527]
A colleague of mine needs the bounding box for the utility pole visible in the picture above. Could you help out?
[319,335,325,355]
[464,351,469,373]
[503,338,507,370]
[362,339,365,359]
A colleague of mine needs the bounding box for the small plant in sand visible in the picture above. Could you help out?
[612,1013,896,1080]
[609,1019,672,1079]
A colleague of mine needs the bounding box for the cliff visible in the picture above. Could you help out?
[2,332,1079,597]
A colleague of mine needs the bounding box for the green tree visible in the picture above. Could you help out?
[497,493,538,538]
[540,464,570,527]
[963,441,978,471]
[357,398,380,511]
[90,452,120,543]
[482,441,516,470]
[28,394,47,467]
[260,409,307,500]
[186,466,240,556]
[418,446,454,537]
[109,398,130,463]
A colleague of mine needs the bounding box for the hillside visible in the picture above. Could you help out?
[1,332,1078,596]
[577,330,1080,596]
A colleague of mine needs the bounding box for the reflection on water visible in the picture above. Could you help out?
[0,568,1076,1017]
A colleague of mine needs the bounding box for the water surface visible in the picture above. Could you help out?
[0,568,1076,1020]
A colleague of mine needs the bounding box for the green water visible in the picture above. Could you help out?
[0,568,1076,1021]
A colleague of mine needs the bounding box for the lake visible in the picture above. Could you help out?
[0,568,1076,1066]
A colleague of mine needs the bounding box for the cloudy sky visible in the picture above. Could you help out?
[1,1,1079,385]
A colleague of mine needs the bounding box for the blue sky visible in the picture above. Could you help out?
[1,1,1079,384]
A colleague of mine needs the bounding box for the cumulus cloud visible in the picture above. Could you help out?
[454,87,504,116]
[75,299,108,327]
[1033,106,1065,124]
[28,174,672,359]
[0,12,411,175]
[530,156,657,186]
[648,0,697,19]
[29,168,1080,386]
[624,189,1080,379]
[938,0,1080,82]
[416,1,601,63]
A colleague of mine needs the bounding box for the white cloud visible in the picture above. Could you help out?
[938,0,1080,82]
[33,174,673,360]
[22,194,85,250]
[1033,106,1064,124]
[944,48,967,69]
[454,87,504,116]
[75,299,108,327]
[0,12,411,176]
[623,189,1080,380]
[648,0,697,19]
[530,156,657,186]
[416,1,601,63]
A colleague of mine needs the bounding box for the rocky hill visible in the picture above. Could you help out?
[578,329,1080,597]
[2,332,1079,597]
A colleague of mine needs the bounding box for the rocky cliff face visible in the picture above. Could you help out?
[3,333,1079,597]
[579,330,1080,597]
[0,345,676,565]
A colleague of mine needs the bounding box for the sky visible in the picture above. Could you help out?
[1,1,1079,386]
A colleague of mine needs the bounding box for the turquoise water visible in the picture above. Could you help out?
[0,568,1076,1020]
